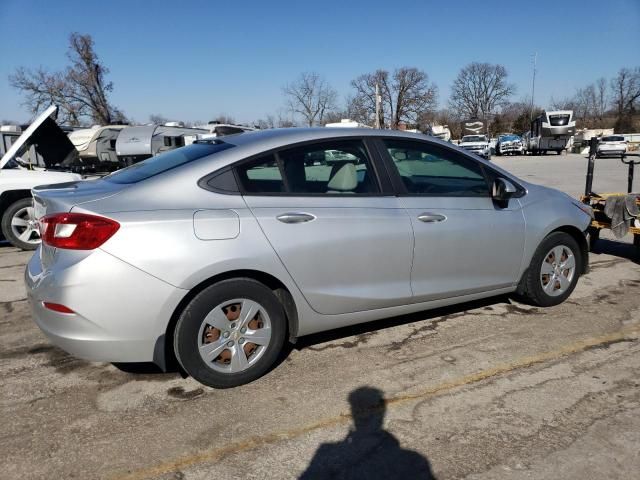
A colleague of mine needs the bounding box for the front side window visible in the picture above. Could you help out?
[236,140,379,195]
[384,139,489,197]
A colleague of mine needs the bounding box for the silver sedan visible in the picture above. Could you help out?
[25,128,592,388]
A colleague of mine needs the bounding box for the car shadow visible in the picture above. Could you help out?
[288,294,511,354]
[299,386,436,479]
[591,238,639,264]
[117,295,515,380]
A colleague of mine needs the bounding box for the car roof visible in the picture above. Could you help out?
[223,127,436,149]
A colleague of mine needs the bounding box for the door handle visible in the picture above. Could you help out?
[276,212,316,224]
[417,213,447,223]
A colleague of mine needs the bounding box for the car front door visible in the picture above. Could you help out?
[376,138,525,303]
[237,138,414,315]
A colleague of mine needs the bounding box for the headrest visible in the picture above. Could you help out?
[327,163,358,191]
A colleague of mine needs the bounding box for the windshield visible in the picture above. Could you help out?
[601,136,625,142]
[462,136,486,142]
[499,135,520,142]
[549,114,570,126]
[104,141,234,184]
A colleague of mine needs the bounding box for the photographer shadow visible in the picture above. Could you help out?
[300,386,435,479]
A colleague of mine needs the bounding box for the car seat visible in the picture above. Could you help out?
[327,163,357,193]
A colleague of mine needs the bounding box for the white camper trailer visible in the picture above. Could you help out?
[67,125,126,173]
[115,124,208,166]
[523,110,576,155]
[427,125,452,142]
[192,122,257,139]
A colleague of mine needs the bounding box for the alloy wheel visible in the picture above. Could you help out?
[10,206,41,246]
[540,245,576,297]
[197,298,272,373]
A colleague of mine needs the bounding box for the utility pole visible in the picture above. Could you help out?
[375,82,381,129]
[530,52,537,122]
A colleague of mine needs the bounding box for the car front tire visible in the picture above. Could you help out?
[517,232,582,307]
[174,278,287,388]
[1,197,41,250]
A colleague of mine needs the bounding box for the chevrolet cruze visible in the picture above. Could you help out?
[25,128,593,388]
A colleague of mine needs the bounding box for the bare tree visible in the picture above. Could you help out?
[149,114,168,125]
[595,77,608,120]
[283,72,337,126]
[10,33,125,125]
[350,67,438,129]
[255,115,276,129]
[610,67,640,131]
[449,63,515,120]
[500,99,541,133]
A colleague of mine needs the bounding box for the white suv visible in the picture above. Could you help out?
[597,135,627,158]
[459,135,491,160]
[1,106,82,250]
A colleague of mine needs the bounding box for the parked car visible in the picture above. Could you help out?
[596,135,627,158]
[459,134,491,159]
[0,106,82,250]
[495,134,524,156]
[26,128,592,388]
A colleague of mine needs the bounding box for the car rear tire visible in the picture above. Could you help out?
[174,278,287,388]
[517,232,582,307]
[1,197,41,250]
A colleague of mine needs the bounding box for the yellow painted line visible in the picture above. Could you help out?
[112,325,640,480]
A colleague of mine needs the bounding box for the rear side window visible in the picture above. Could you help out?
[237,154,285,193]
[236,140,379,195]
[384,139,489,196]
[104,142,234,184]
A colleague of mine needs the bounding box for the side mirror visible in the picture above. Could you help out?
[492,178,517,205]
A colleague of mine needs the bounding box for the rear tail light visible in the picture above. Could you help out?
[43,302,75,314]
[40,213,120,250]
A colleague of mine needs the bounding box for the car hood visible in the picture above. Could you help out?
[460,141,489,146]
[0,105,78,170]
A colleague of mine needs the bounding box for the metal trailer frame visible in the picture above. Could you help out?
[580,137,640,254]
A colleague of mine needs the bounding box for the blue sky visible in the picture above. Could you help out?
[1,0,638,124]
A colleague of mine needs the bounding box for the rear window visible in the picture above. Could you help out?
[104,141,234,184]
[601,136,625,142]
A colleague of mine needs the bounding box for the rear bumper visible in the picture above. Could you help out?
[25,248,187,364]
[597,149,626,156]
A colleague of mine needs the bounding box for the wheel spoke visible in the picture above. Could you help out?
[543,278,556,294]
[561,255,575,270]
[26,207,35,220]
[11,217,28,227]
[202,307,229,331]
[558,274,571,291]
[18,227,33,242]
[541,261,554,275]
[199,340,228,360]
[553,246,564,264]
[238,300,260,329]
[244,327,271,346]
[229,345,249,373]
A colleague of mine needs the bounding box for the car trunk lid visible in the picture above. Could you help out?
[32,179,127,218]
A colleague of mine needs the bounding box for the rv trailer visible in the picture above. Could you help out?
[461,119,486,136]
[523,110,575,155]
[67,125,126,173]
[115,124,208,166]
[427,124,452,142]
[193,121,257,138]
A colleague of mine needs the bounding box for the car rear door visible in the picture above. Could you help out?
[237,138,414,315]
[375,138,525,303]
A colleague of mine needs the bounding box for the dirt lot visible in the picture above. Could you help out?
[2,153,639,479]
